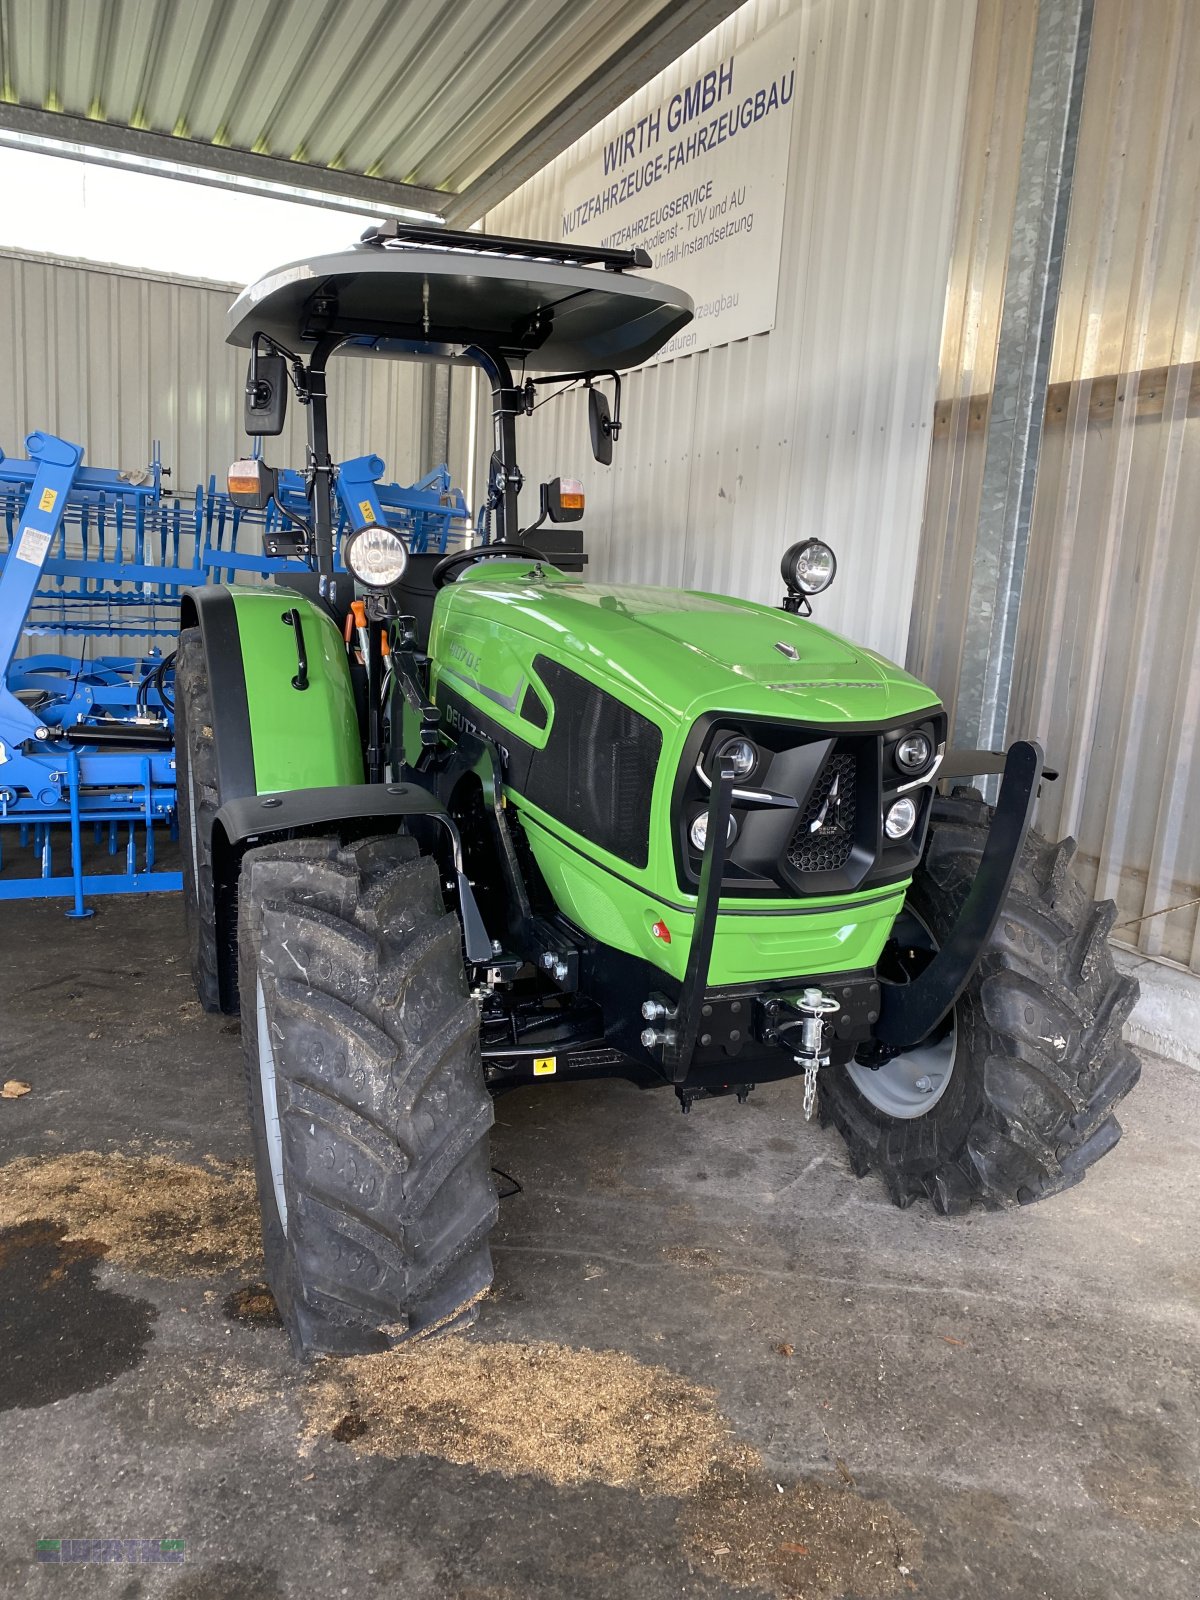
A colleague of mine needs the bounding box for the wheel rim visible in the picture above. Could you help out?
[845,908,958,1120]
[256,977,288,1234]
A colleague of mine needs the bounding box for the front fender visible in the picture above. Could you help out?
[181,585,364,803]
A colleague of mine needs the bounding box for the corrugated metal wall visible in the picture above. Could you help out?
[470,0,978,667]
[910,0,1200,971]
[0,249,472,497]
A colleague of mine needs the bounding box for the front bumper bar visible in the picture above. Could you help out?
[657,740,1043,1074]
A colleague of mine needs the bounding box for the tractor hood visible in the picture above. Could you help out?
[436,567,940,728]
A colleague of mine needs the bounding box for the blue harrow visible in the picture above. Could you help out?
[0,432,472,914]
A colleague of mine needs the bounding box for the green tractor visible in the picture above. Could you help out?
[176,223,1139,1358]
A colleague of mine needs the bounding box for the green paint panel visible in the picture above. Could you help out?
[519,813,906,984]
[230,589,363,793]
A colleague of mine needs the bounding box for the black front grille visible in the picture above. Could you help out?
[786,751,857,873]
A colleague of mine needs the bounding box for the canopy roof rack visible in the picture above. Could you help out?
[227,229,693,373]
[360,220,653,274]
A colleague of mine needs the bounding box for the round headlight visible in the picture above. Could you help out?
[715,736,757,779]
[781,539,837,595]
[895,731,933,772]
[884,796,917,839]
[345,524,408,588]
[690,811,737,852]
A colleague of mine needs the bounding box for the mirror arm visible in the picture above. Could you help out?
[250,331,310,404]
[608,371,622,439]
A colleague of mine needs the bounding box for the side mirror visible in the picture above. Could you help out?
[244,353,288,436]
[542,477,585,523]
[588,387,613,466]
[228,458,277,510]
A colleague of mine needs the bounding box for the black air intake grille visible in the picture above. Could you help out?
[526,656,661,868]
[786,751,857,874]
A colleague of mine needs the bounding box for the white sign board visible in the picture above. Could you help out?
[559,17,798,362]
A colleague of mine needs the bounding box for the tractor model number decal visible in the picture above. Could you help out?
[15,528,51,565]
[533,1057,557,1076]
[763,680,883,691]
[449,641,482,671]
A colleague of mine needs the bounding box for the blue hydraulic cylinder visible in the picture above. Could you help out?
[0,432,84,750]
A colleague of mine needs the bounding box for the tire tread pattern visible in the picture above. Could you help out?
[821,787,1140,1213]
[238,833,497,1357]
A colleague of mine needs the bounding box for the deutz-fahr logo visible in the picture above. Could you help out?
[444,699,510,768]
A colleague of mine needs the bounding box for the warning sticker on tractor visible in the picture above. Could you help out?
[38,487,57,513]
[15,528,51,565]
[358,500,377,523]
[532,1057,557,1076]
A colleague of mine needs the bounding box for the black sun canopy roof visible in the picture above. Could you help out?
[227,223,694,372]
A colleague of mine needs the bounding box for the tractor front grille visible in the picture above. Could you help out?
[785,751,857,874]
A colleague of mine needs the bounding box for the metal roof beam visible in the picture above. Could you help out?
[441,0,744,227]
[0,105,447,221]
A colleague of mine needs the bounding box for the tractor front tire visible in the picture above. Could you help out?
[822,787,1141,1213]
[175,626,223,1013]
[237,832,497,1357]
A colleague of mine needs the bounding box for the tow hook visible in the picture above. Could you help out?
[790,987,840,1121]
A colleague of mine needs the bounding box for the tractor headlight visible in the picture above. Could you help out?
[714,735,757,779]
[895,731,933,773]
[345,524,408,588]
[781,538,837,595]
[690,811,737,852]
[884,797,917,839]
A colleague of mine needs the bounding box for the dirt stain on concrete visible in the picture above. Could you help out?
[0,1220,156,1410]
[681,1450,919,1600]
[305,1336,920,1600]
[0,1151,260,1277]
[1083,1416,1200,1534]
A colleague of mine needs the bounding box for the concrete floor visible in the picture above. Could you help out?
[0,891,1197,1599]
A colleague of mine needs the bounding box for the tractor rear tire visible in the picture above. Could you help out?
[237,832,497,1358]
[821,787,1141,1213]
[175,626,223,1013]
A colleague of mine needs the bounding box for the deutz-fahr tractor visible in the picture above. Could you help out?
[176,222,1139,1358]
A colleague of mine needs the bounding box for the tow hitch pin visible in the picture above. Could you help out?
[791,987,839,1121]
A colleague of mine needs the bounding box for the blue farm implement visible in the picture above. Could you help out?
[0,433,179,914]
[0,432,473,913]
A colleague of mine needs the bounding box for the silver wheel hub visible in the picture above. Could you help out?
[845,1024,956,1119]
[845,908,958,1120]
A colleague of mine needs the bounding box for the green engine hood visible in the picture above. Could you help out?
[436,565,939,726]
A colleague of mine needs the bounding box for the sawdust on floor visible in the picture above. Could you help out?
[0,1151,261,1276]
[224,1282,283,1328]
[157,1353,284,1430]
[305,1335,920,1600]
[304,1337,729,1495]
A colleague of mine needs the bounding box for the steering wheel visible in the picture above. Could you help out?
[431,540,548,590]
